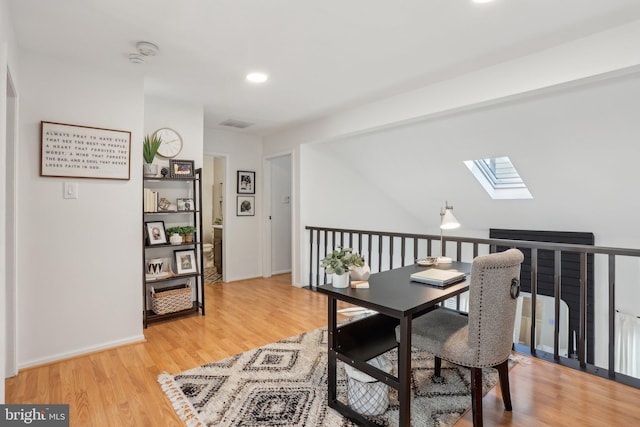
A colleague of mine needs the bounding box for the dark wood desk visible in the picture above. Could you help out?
[317,262,471,426]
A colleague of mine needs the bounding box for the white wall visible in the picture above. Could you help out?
[0,0,17,402]
[202,156,214,243]
[144,97,204,171]
[16,51,145,368]
[204,128,262,282]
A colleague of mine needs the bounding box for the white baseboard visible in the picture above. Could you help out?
[18,334,146,370]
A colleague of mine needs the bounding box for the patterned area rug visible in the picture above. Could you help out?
[159,327,506,427]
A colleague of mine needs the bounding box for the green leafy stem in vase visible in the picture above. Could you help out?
[320,247,365,276]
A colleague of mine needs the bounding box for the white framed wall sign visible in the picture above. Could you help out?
[40,121,131,180]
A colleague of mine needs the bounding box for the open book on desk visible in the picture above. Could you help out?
[410,268,466,287]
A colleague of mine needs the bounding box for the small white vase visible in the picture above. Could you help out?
[169,233,183,245]
[332,272,350,288]
[351,264,371,281]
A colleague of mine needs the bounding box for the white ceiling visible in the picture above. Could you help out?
[9,0,640,134]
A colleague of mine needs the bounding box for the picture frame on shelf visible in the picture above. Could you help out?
[169,159,195,178]
[174,249,197,275]
[237,196,255,216]
[145,221,167,245]
[177,197,194,211]
[237,170,255,194]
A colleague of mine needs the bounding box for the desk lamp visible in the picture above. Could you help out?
[438,201,460,264]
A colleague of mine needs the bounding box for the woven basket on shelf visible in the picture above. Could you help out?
[151,284,192,315]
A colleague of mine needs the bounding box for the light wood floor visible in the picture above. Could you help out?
[6,274,640,426]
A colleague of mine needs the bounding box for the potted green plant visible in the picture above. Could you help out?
[143,133,162,177]
[320,247,365,288]
[179,226,197,243]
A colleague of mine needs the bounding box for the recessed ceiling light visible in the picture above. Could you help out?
[246,72,268,83]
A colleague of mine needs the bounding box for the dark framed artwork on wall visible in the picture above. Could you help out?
[237,196,255,216]
[237,170,255,194]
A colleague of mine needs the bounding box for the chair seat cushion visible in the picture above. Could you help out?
[396,308,478,367]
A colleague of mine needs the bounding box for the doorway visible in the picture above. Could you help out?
[203,155,226,283]
[266,154,292,276]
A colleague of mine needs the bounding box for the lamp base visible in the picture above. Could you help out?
[436,256,453,264]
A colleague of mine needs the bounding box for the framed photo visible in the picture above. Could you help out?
[169,159,195,178]
[174,249,197,275]
[237,196,255,216]
[237,170,255,194]
[40,121,131,180]
[145,221,167,245]
[177,198,194,211]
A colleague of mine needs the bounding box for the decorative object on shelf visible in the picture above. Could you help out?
[40,121,131,180]
[169,159,195,178]
[237,170,255,194]
[151,284,192,315]
[143,133,163,177]
[161,167,169,177]
[180,226,197,243]
[145,221,167,245]
[169,233,183,245]
[320,247,365,288]
[236,196,255,216]
[158,197,172,211]
[214,217,223,225]
[177,198,194,211]
[438,200,461,264]
[146,258,165,275]
[174,249,198,274]
[153,128,183,158]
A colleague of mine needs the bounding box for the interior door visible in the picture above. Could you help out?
[269,155,292,275]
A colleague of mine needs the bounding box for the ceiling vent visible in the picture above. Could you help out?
[218,119,255,129]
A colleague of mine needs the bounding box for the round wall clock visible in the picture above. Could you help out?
[154,128,183,158]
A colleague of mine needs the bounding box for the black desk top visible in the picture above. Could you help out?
[317,262,471,317]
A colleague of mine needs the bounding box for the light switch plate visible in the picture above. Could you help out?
[64,182,78,199]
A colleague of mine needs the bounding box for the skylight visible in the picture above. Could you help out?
[464,156,532,199]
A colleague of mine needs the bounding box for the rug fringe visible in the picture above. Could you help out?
[158,372,206,427]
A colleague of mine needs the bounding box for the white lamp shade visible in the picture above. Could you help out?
[440,209,460,230]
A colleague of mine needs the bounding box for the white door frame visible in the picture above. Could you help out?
[3,54,19,379]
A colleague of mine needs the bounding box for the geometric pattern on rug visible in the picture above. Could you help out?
[159,327,509,427]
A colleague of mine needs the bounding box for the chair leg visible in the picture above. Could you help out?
[471,367,483,427]
[496,360,512,411]
[434,356,442,377]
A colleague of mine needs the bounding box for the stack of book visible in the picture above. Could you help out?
[144,189,158,212]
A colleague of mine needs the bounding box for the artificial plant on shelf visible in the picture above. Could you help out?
[142,133,163,177]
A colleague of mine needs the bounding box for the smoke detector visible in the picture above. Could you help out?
[219,119,255,129]
[129,53,146,64]
[136,42,159,56]
[128,41,160,64]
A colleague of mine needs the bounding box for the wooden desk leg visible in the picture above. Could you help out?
[327,296,337,405]
[398,315,412,426]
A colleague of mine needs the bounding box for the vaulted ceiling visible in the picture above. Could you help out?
[9,0,640,134]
